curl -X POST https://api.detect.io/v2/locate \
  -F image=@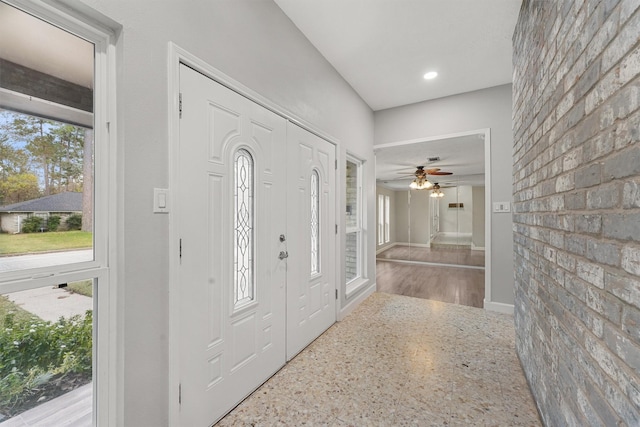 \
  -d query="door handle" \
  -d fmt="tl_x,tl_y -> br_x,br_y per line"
278,251 -> 289,260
